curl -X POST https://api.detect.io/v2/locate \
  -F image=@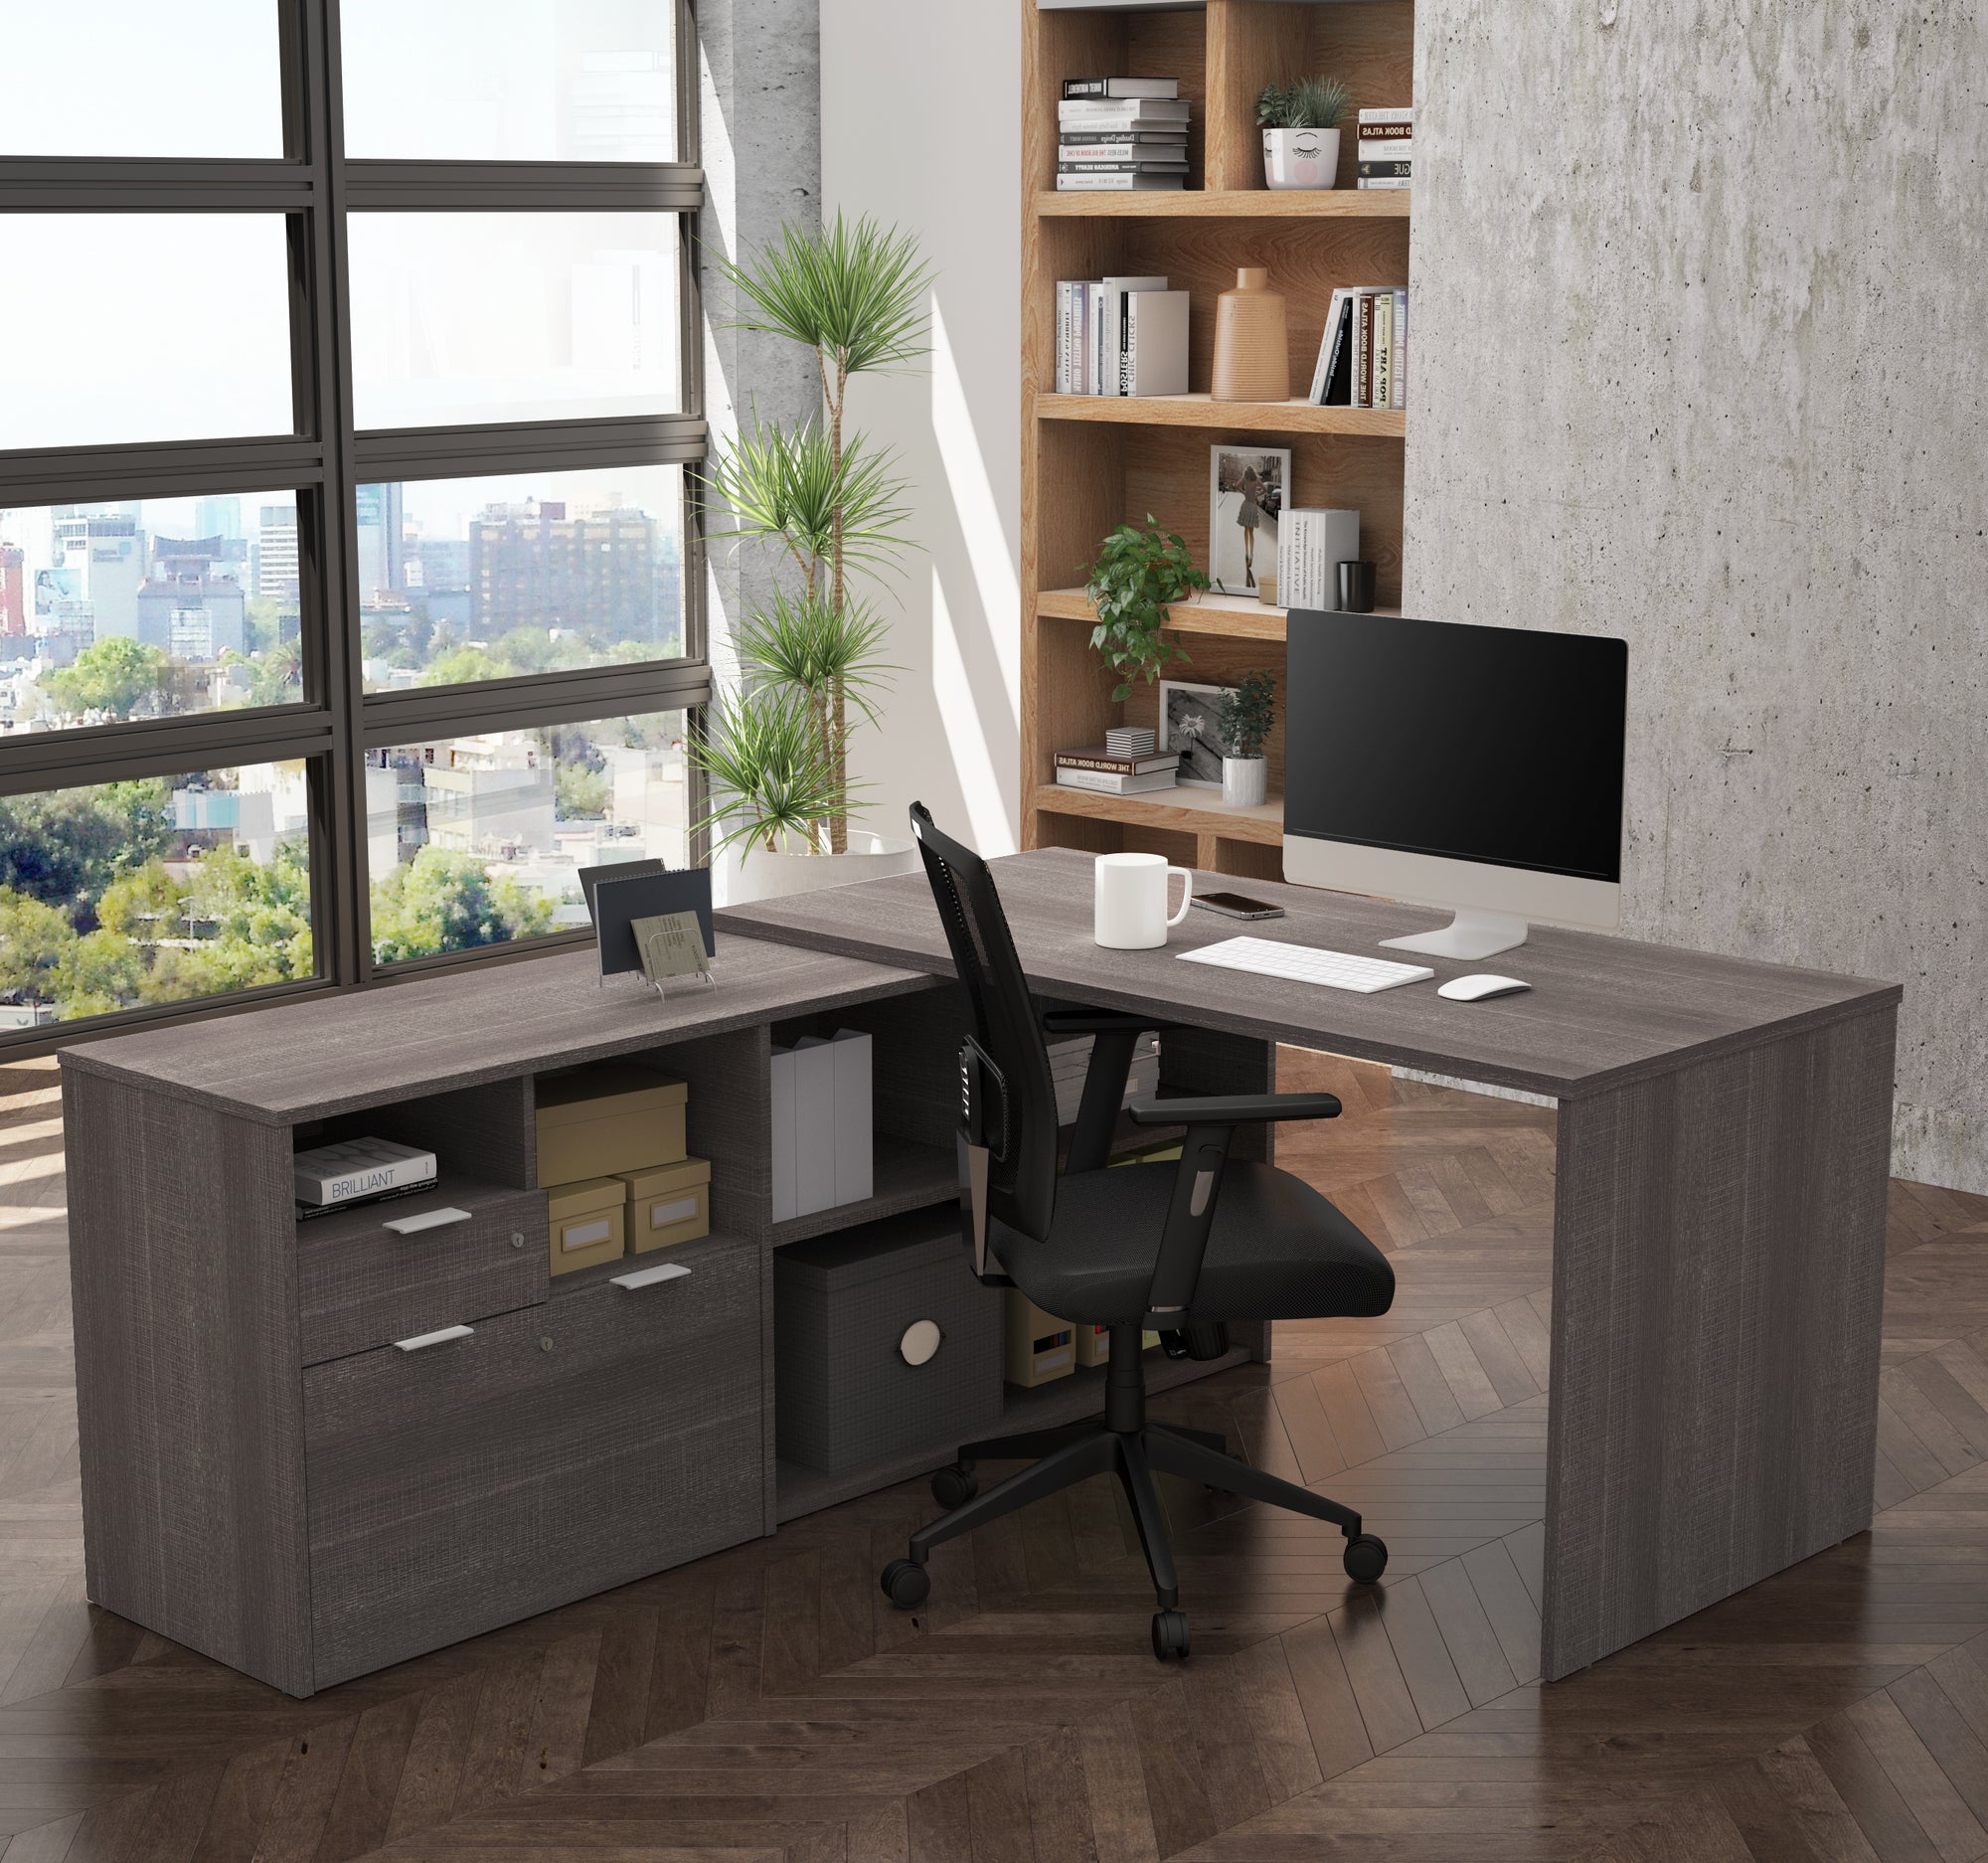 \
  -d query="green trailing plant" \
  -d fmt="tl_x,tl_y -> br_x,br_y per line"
1215,668 -> 1277,760
1256,76 -> 1351,130
695,213 -> 932,857
1081,515 -> 1209,703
